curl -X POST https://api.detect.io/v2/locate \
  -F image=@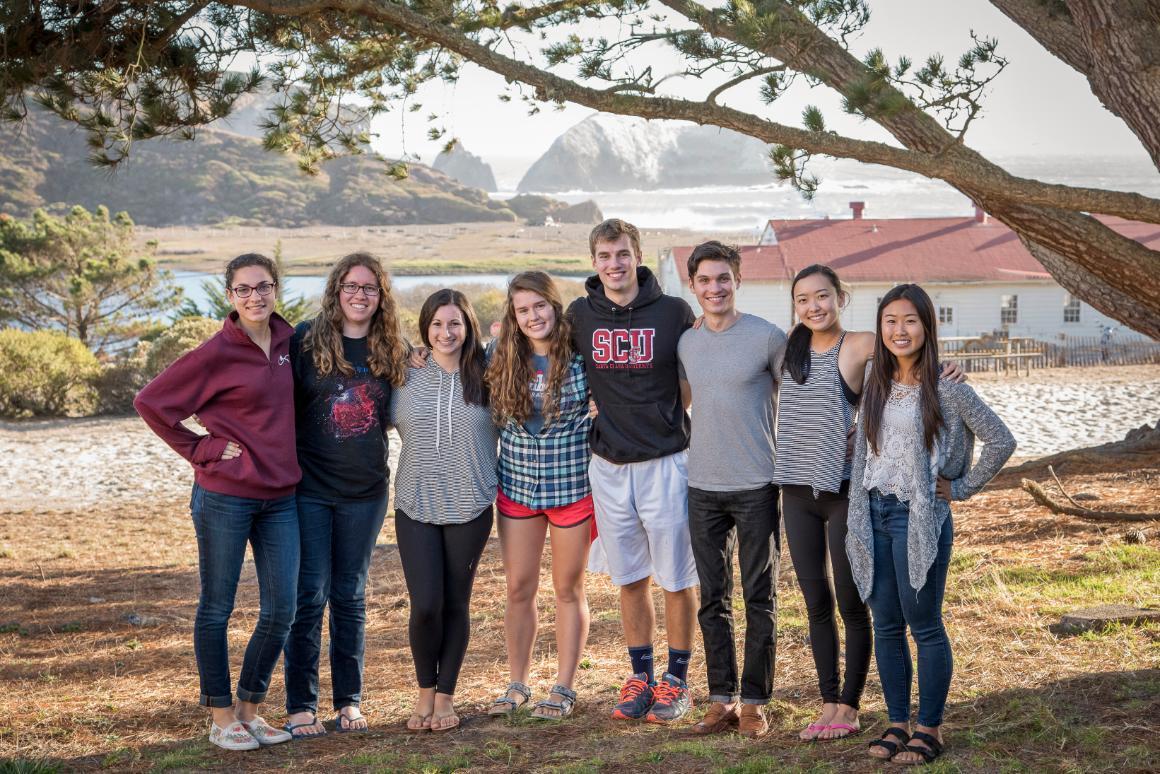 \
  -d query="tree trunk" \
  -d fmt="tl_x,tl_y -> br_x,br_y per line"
992,0 -> 1160,171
